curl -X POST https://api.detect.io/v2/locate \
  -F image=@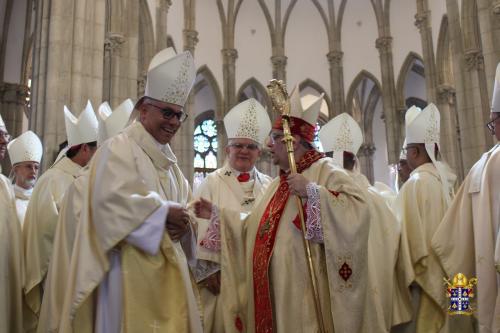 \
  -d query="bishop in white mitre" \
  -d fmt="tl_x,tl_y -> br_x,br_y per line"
7,130 -> 43,228
194,97 -> 272,332
0,112 -> 24,333
59,47 -> 203,333
319,113 -> 400,332
23,101 -> 99,332
36,99 -> 134,333
432,63 -> 500,333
